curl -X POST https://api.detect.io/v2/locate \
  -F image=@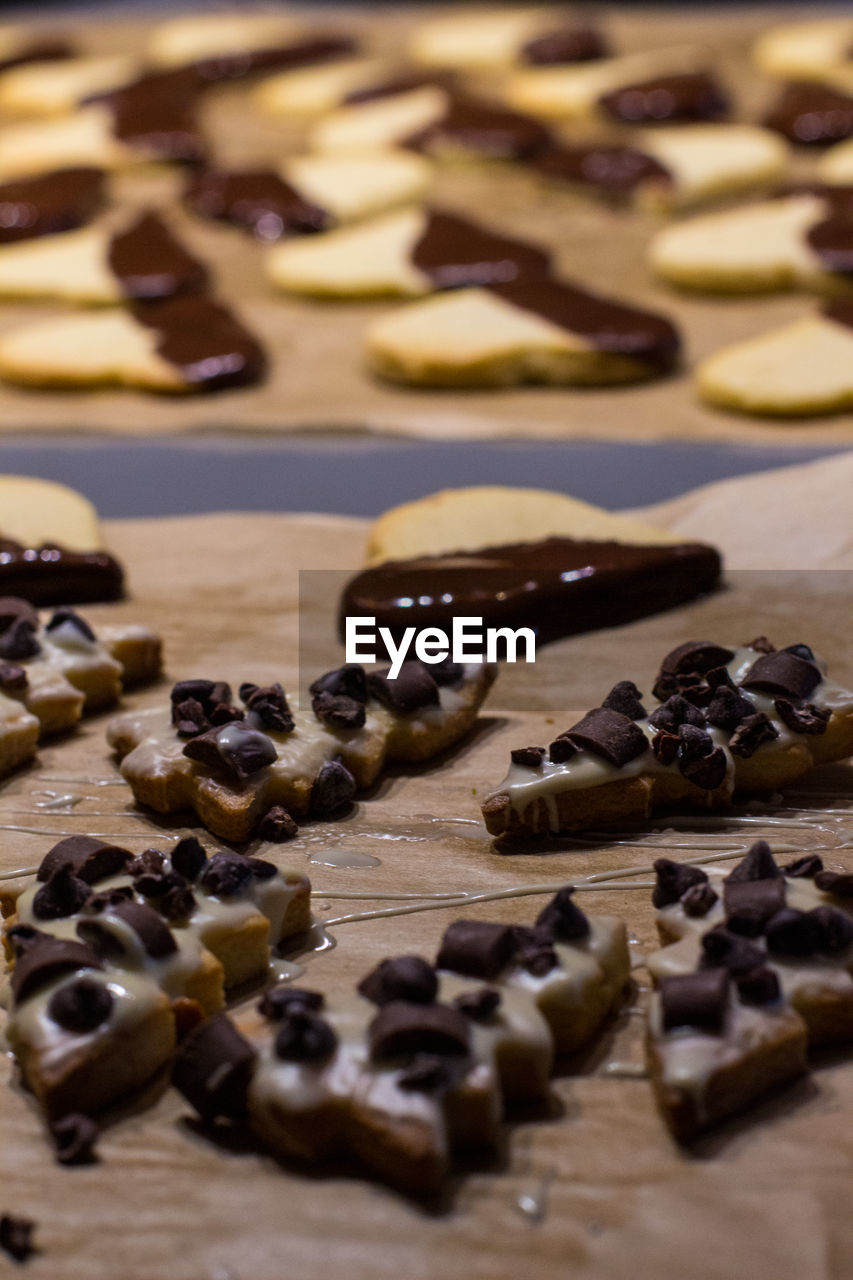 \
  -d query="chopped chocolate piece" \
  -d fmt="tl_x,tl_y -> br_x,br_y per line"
398,1052 -> 458,1094
566,706 -> 648,766
45,607 -> 95,642
601,680 -> 646,719
0,1215 -> 35,1263
158,883 -> 197,921
765,908 -> 824,957
521,25 -> 608,66
199,851 -> 253,897
706,685 -> 755,732
749,636 -> 775,654
274,1009 -> 338,1063
128,848 -> 167,878
548,734 -> 576,763
681,882 -> 719,917
0,617 -> 39,660
247,856 -> 277,880
0,661 -> 26,693
436,919 -> 519,980
659,968 -> 729,1034
173,1014 -> 257,1120
453,986 -> 501,1022
706,665 -> 736,691
32,864 -> 91,920
784,853 -> 824,879
535,886 -> 590,941
310,759 -> 356,816
659,641 -> 735,678
171,678 -> 216,708
651,858 -> 709,909
741,650 -> 821,701
309,664 -> 368,703
50,1113 -> 98,1166
241,682 -> 294,733
10,934 -> 102,1002
652,729 -> 680,765
134,866 -> 184,898
429,657 -> 464,687
774,698 -> 831,735
37,835 -> 131,885
736,965 -> 781,1006
183,723 -> 276,780
677,723 -> 714,757
85,886 -> 134,915
725,840 -> 782,884
368,1000 -> 470,1061
700,927 -> 765,975
649,694 -> 706,732
173,698 -> 210,737
815,870 -> 853,896
47,976 -> 113,1032
358,955 -> 438,1006
723,877 -> 787,936
258,986 -> 324,1020
171,835 -> 208,881
652,670 -> 713,706
728,712 -> 780,759
257,805 -> 298,842
677,725 -> 727,790
78,900 -> 177,960
368,662 -> 440,714
511,745 -> 545,768
0,597 -> 38,632
810,904 -> 853,953
311,689 -> 366,731
514,927 -> 559,977
784,643 -> 816,662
